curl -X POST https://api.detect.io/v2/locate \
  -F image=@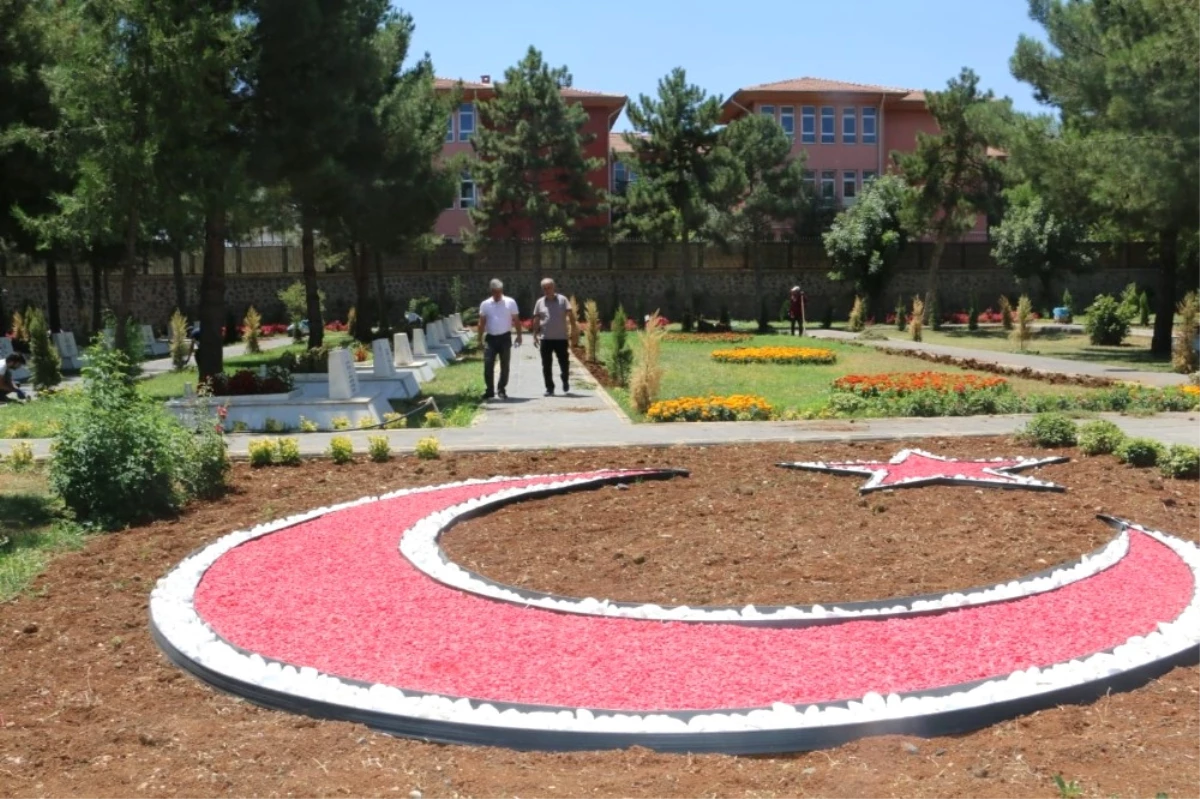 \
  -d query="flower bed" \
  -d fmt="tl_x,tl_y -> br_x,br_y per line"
662,332 -> 751,344
833,371 -> 1009,397
646,394 -> 774,422
711,346 -> 837,365
202,367 -> 294,396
